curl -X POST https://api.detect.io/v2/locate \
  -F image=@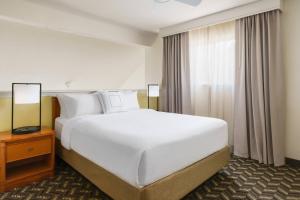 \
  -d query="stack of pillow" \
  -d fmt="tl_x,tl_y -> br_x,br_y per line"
57,90 -> 140,118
